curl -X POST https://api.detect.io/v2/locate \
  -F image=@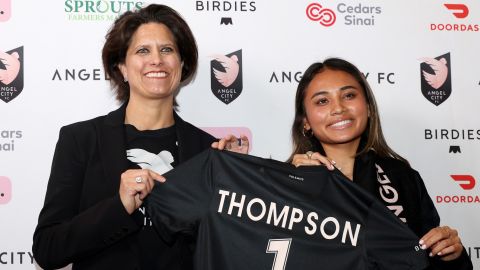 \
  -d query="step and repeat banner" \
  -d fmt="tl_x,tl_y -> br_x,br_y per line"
0,0 -> 479,269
